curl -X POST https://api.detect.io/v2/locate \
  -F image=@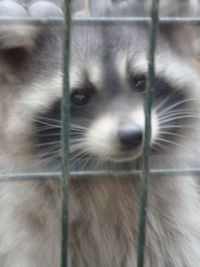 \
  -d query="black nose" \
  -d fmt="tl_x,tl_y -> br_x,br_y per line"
118,123 -> 143,148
